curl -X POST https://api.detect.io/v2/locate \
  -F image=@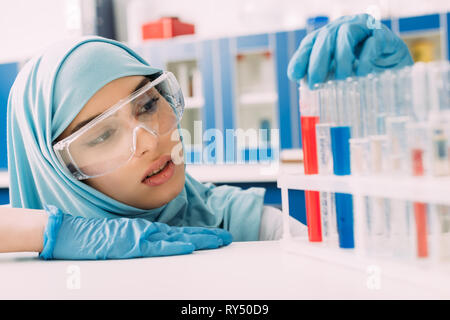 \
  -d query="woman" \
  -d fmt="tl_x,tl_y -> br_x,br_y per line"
2,35 -> 304,260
